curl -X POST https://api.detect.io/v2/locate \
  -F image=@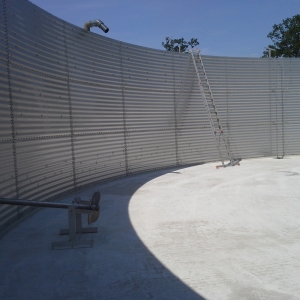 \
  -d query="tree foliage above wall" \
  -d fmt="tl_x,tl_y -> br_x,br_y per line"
162,37 -> 199,52
263,14 -> 300,57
